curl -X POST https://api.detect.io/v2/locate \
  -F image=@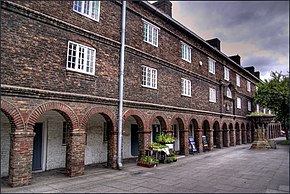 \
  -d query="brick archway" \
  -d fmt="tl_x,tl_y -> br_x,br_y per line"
1,99 -> 25,132
27,101 -> 78,131
80,106 -> 117,169
123,109 -> 148,159
123,109 -> 147,131
171,114 -> 187,155
213,121 -> 221,148
149,112 -> 169,131
81,106 -> 116,131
